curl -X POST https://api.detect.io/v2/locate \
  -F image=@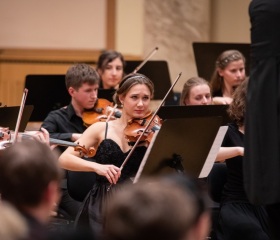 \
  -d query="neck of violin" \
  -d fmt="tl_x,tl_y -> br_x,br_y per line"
49,138 -> 77,147
17,133 -> 78,147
